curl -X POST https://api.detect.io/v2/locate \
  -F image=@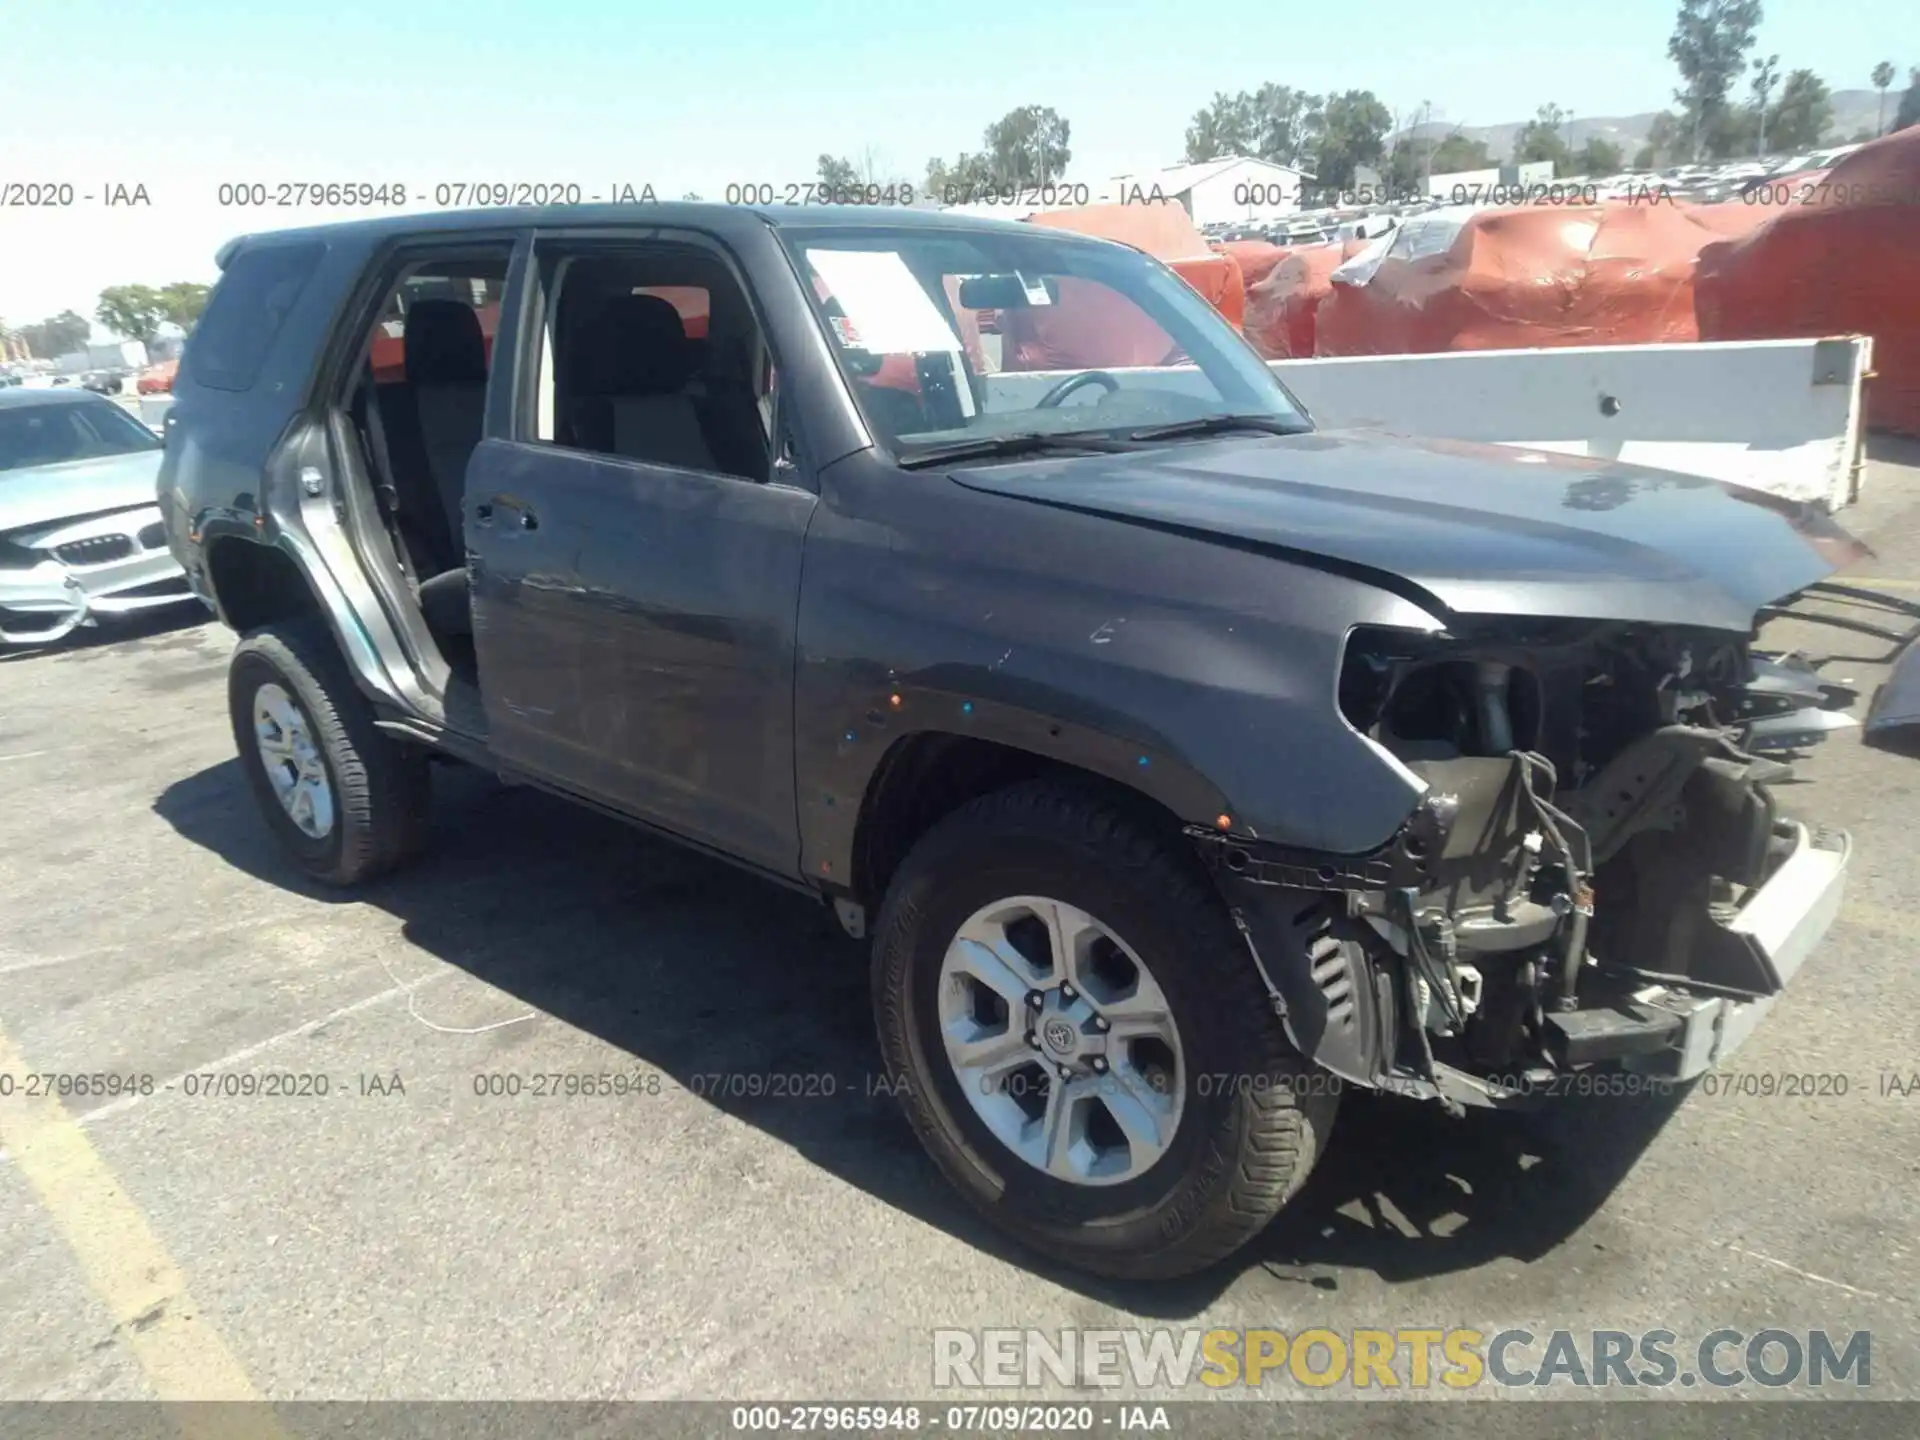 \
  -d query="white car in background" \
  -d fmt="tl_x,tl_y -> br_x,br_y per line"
0,388 -> 203,645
